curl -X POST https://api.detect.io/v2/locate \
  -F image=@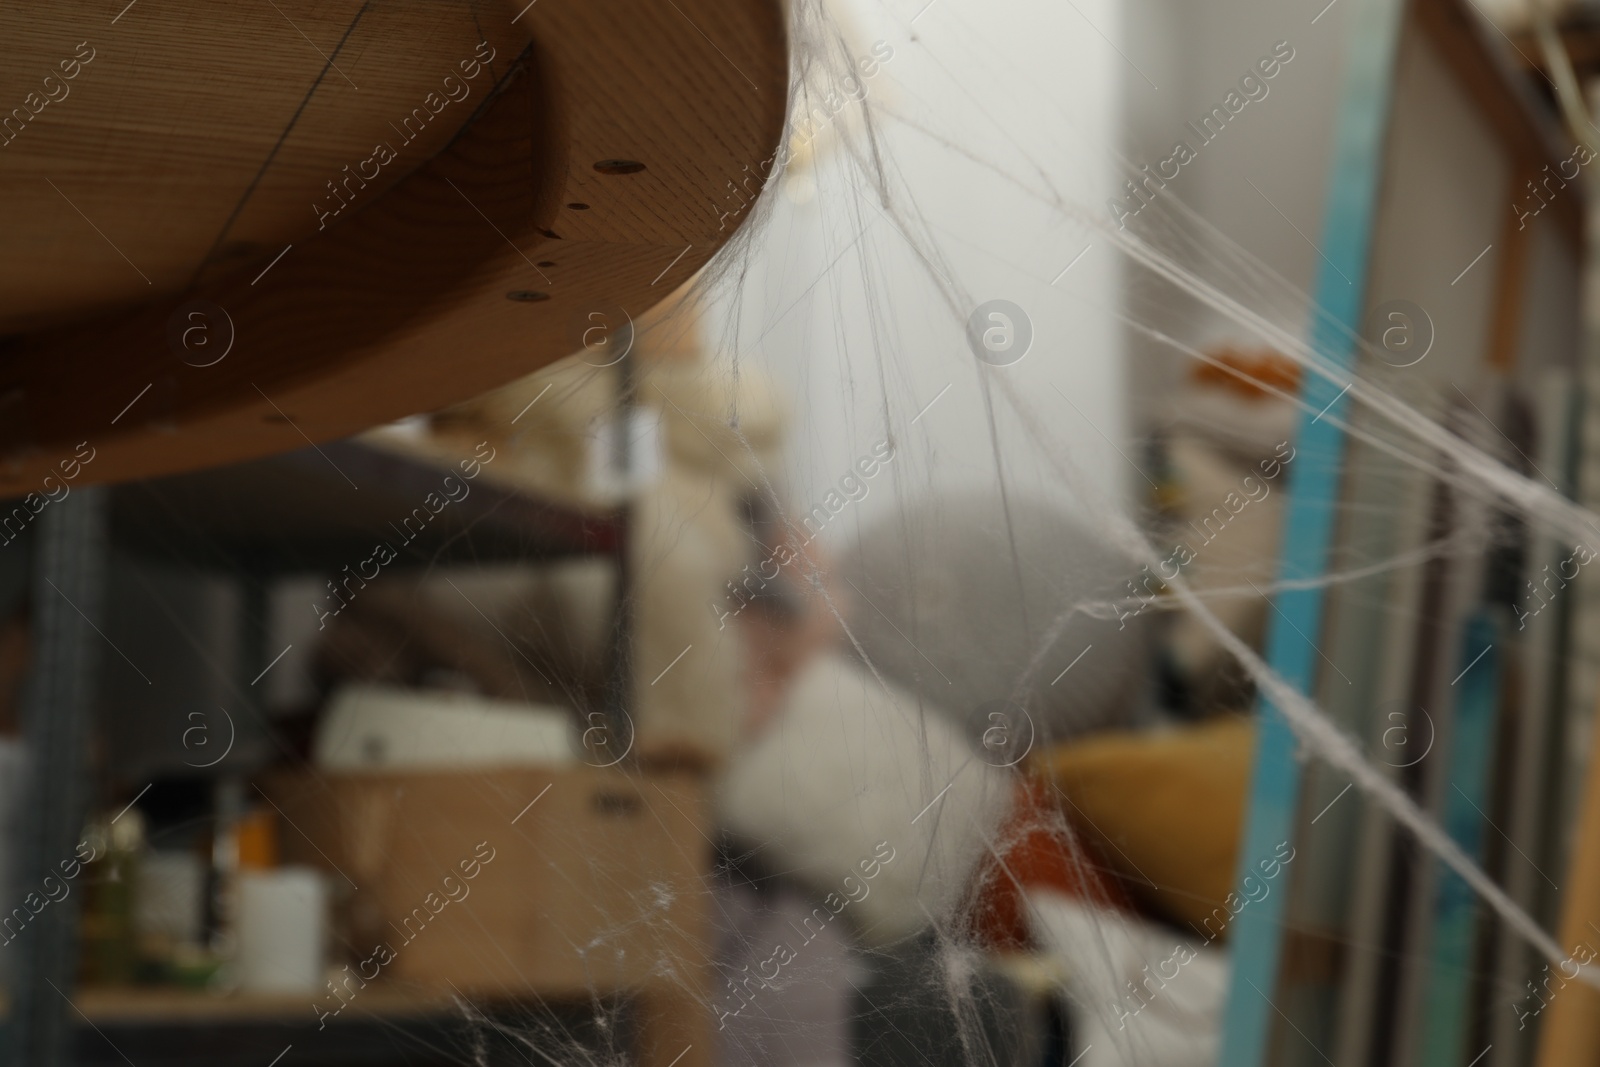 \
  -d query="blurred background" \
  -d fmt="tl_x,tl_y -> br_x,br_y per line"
3,0 -> 1600,1064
